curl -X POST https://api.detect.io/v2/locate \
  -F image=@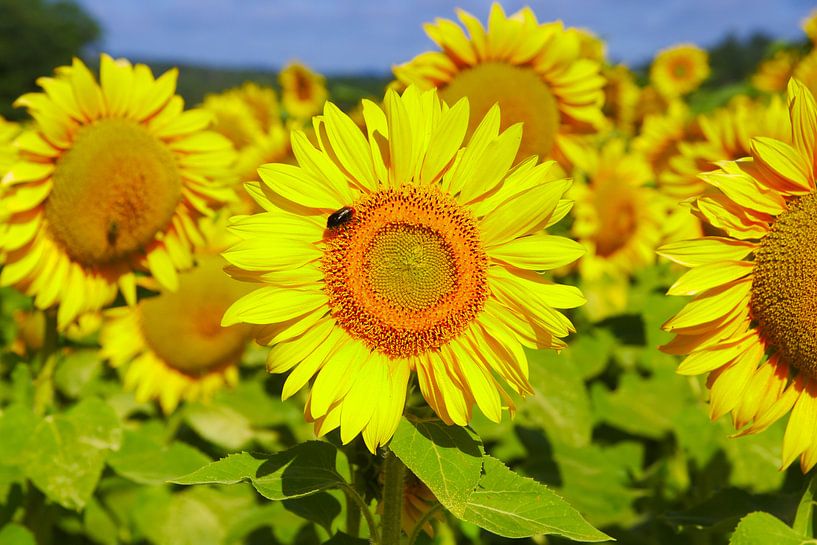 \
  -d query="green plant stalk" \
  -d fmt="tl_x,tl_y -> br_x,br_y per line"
406,502 -> 443,545
794,473 -> 817,537
32,311 -> 59,416
380,449 -> 407,545
340,483 -> 379,543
